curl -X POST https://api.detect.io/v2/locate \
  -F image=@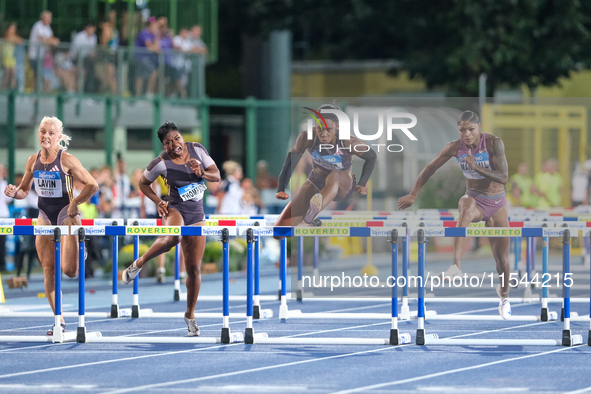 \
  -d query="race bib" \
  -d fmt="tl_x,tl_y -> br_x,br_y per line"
458,152 -> 491,180
178,181 -> 207,202
33,171 -> 63,198
311,151 -> 343,170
